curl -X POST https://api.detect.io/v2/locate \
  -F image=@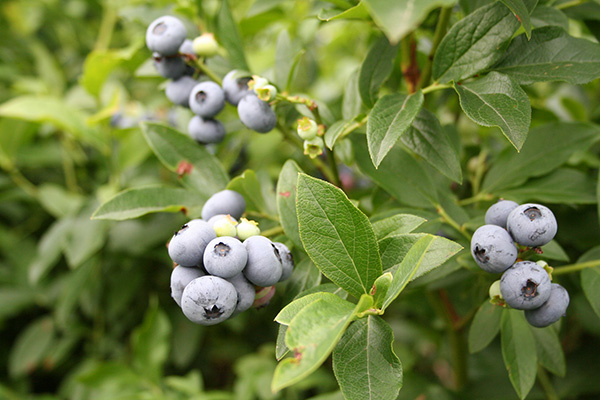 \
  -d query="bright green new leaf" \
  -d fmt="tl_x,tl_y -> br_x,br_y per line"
318,2 -> 369,21
276,160 -> 305,249
454,72 -> 531,151
296,174 -> 382,298
468,300 -> 503,353
358,36 -> 398,108
501,309 -> 537,400
333,316 -> 402,400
